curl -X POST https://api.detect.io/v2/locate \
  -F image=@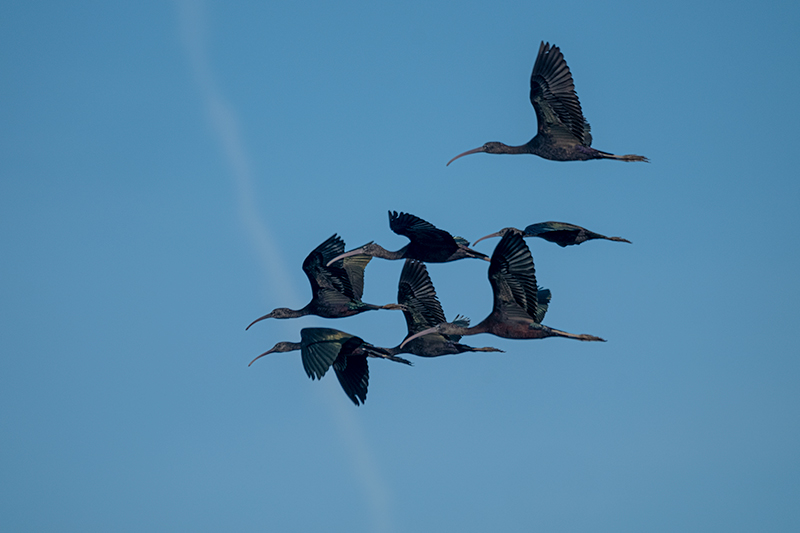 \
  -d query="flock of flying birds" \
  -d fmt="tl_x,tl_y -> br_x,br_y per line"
247,42 -> 647,405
